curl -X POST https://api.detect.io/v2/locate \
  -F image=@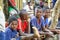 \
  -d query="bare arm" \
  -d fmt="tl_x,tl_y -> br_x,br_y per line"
19,30 -> 25,36
27,21 -> 30,34
42,26 -> 50,32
